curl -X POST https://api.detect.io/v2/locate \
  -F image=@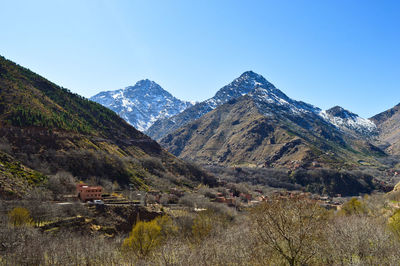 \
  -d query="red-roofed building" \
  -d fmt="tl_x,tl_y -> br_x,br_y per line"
76,183 -> 103,202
